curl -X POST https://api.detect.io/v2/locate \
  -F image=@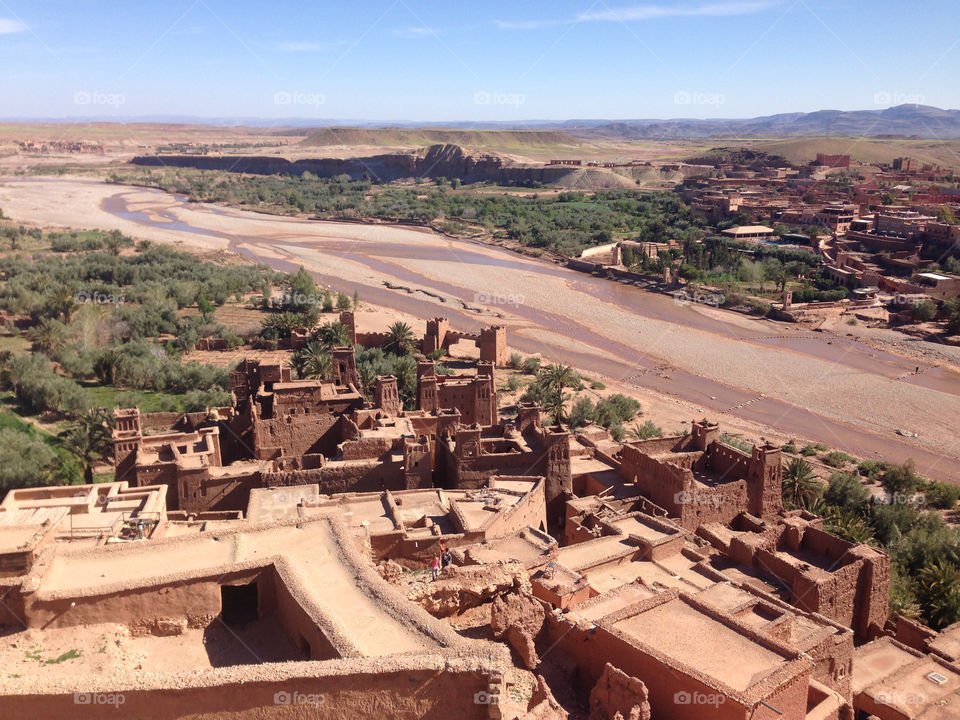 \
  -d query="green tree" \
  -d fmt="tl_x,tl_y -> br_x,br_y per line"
58,407 -> 114,484
824,472 -> 870,515
917,561 -> 960,630
882,460 -> 924,498
29,318 -> 68,356
628,420 -> 663,440
104,229 -> 133,256
913,300 -> 937,323
383,321 -> 415,356
539,364 -> 579,396
0,428 -> 60,494
543,388 -> 571,425
293,341 -> 333,381
313,321 -> 352,347
197,297 -> 215,321
288,266 -> 317,313
567,397 -> 595,429
782,458 -> 820,508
